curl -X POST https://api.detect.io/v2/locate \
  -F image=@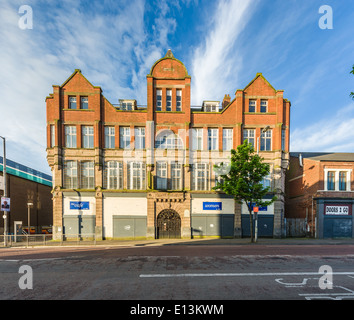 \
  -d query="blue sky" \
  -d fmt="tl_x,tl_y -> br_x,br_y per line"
0,0 -> 354,175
